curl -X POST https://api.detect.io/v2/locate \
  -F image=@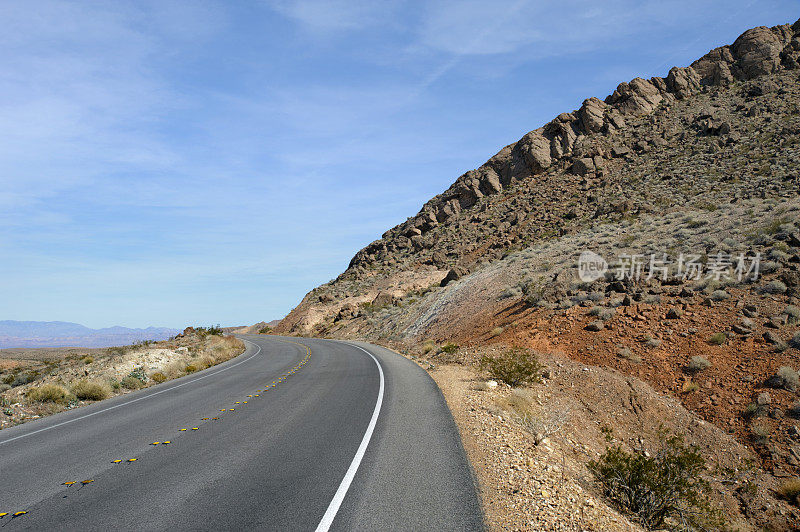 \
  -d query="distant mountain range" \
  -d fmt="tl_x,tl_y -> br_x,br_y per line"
0,320 -> 180,348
